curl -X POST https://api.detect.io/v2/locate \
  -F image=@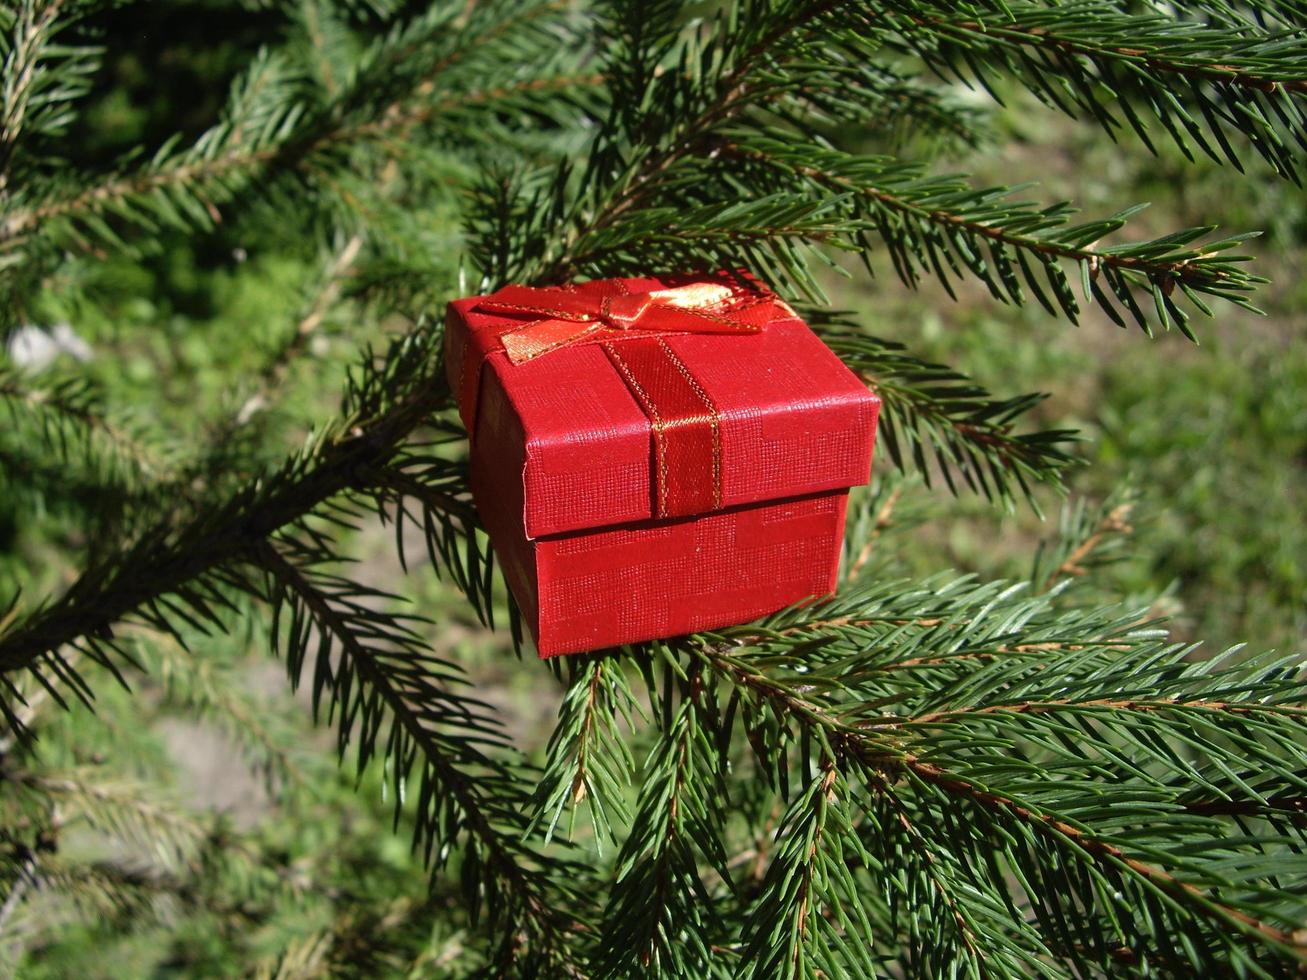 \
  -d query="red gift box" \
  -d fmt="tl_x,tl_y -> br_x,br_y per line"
445,272 -> 880,657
